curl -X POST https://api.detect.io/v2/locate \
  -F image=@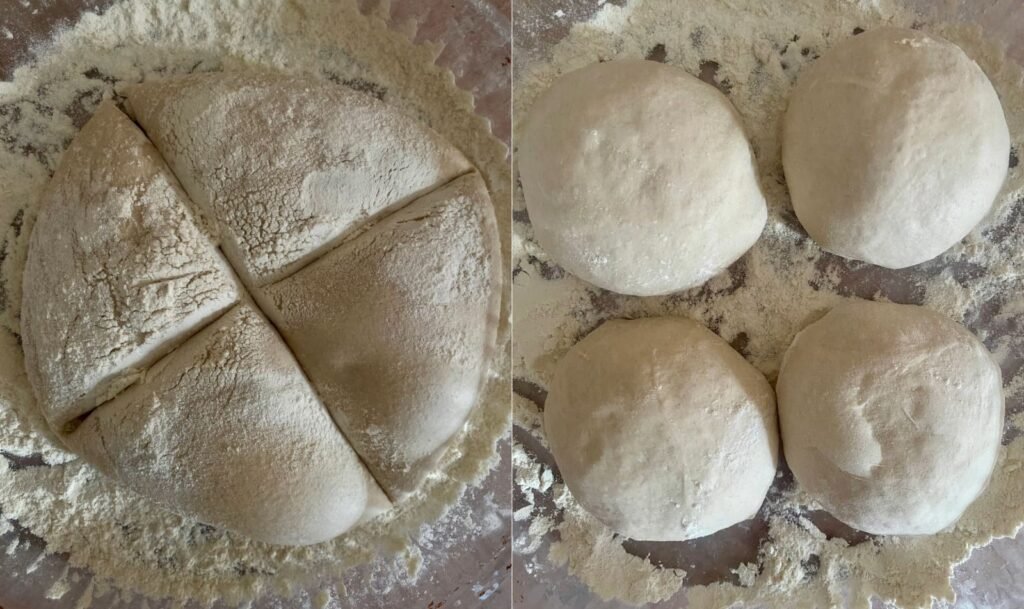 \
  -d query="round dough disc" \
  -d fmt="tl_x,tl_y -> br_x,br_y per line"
519,59 -> 767,296
782,27 -> 1010,269
776,300 -> 1004,535
22,74 -> 501,545
544,317 -> 779,541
